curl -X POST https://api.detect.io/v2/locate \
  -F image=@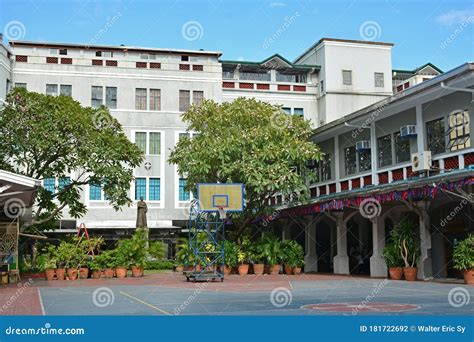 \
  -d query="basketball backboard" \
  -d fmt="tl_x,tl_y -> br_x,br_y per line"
197,183 -> 244,212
